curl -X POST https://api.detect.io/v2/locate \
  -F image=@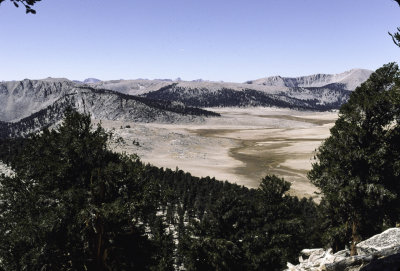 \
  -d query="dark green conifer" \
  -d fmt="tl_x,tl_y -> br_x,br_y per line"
309,63 -> 400,255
